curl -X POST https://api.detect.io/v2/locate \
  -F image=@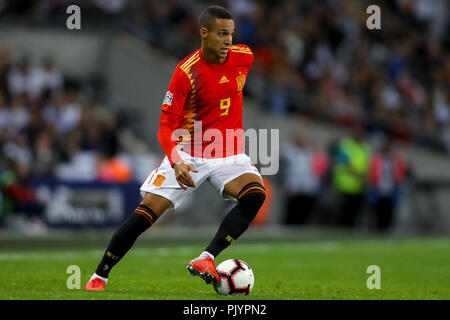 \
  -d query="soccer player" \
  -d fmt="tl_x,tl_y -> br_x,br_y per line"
85,5 -> 266,291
